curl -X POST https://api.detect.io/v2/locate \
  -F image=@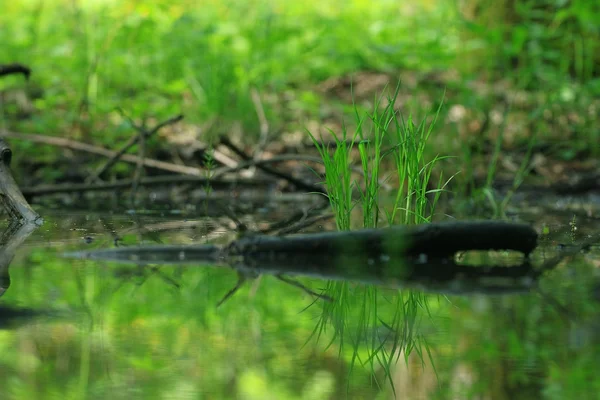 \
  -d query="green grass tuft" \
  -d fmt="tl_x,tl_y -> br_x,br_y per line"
308,84 -> 450,392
